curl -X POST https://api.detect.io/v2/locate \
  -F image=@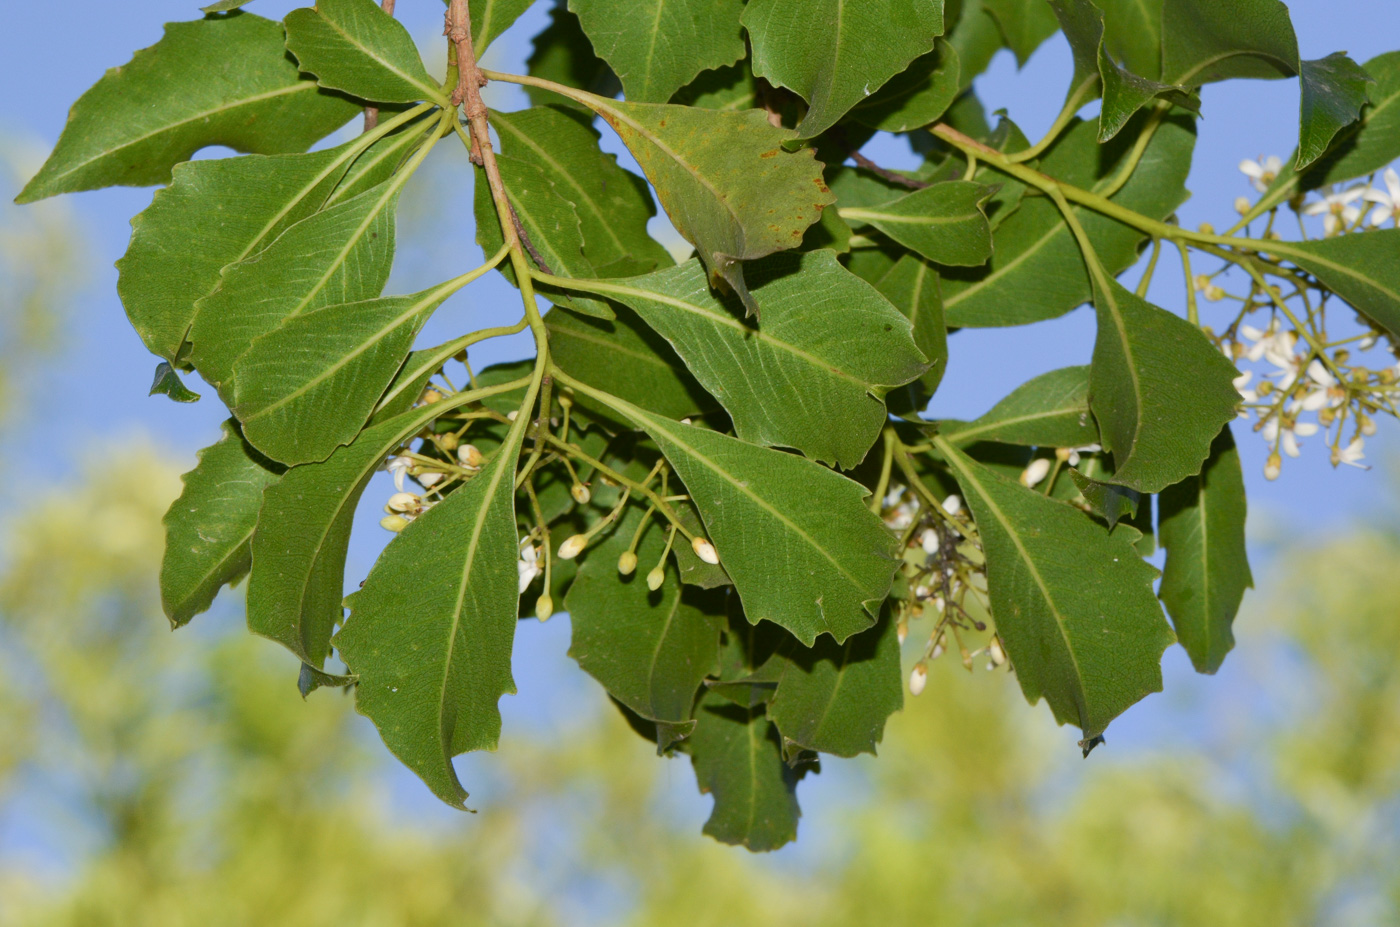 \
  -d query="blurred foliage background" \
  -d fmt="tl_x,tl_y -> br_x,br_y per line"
2,138 -> 1399,927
